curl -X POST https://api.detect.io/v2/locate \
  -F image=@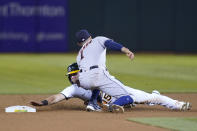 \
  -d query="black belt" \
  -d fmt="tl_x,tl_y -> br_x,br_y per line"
89,65 -> 99,70
80,65 -> 99,72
